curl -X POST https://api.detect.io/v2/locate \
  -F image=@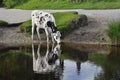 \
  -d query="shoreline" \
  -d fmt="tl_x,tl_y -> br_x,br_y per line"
0,41 -> 111,54
0,40 -> 113,47
0,9 -> 120,46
